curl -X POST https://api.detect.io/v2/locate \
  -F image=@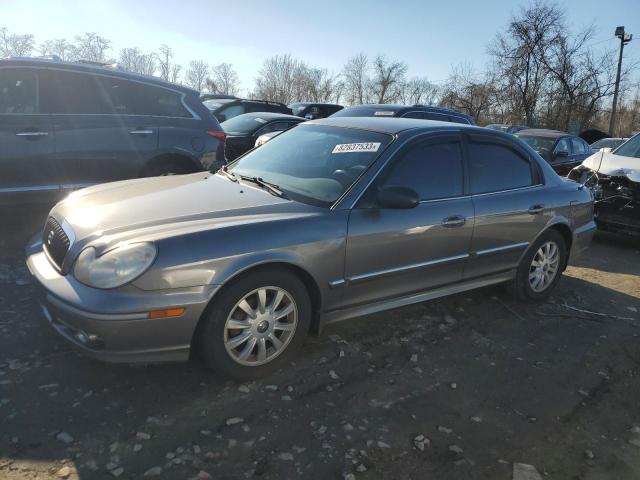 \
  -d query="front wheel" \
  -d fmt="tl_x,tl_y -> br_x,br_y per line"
507,230 -> 567,301
197,267 -> 311,380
